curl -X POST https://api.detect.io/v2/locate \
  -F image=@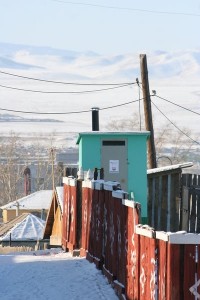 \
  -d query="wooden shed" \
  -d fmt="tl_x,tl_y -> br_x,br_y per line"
43,187 -> 63,246
77,131 -> 150,220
